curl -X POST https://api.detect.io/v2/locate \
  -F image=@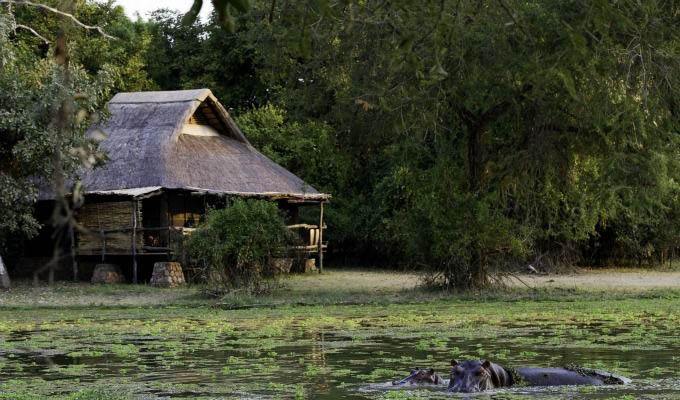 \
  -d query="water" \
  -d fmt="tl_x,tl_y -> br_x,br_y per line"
0,306 -> 679,399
